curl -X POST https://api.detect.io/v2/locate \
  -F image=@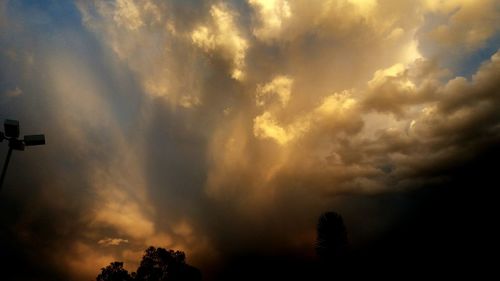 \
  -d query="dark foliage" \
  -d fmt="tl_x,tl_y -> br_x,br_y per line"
315,211 -> 349,261
135,246 -> 201,281
96,262 -> 133,281
96,247 -> 201,281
